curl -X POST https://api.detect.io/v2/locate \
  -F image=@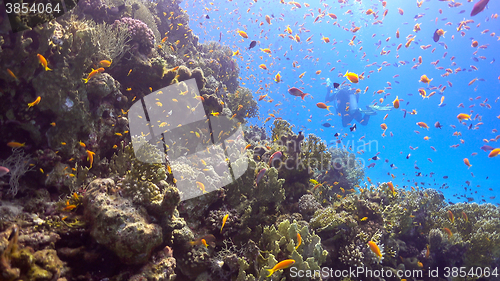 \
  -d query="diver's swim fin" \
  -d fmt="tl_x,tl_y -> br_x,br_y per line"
368,104 -> 393,112
361,106 -> 377,115
333,82 -> 340,88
